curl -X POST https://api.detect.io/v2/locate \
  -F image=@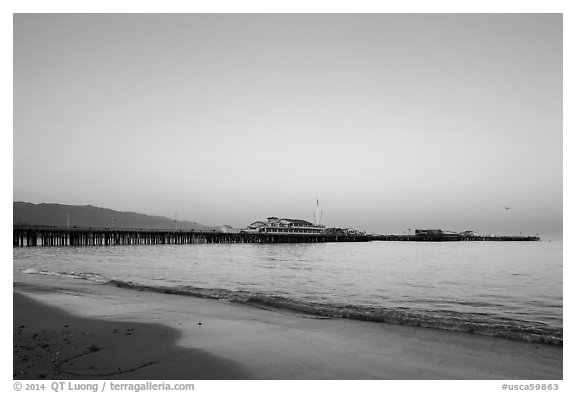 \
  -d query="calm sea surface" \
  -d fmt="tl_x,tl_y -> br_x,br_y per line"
13,241 -> 563,344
